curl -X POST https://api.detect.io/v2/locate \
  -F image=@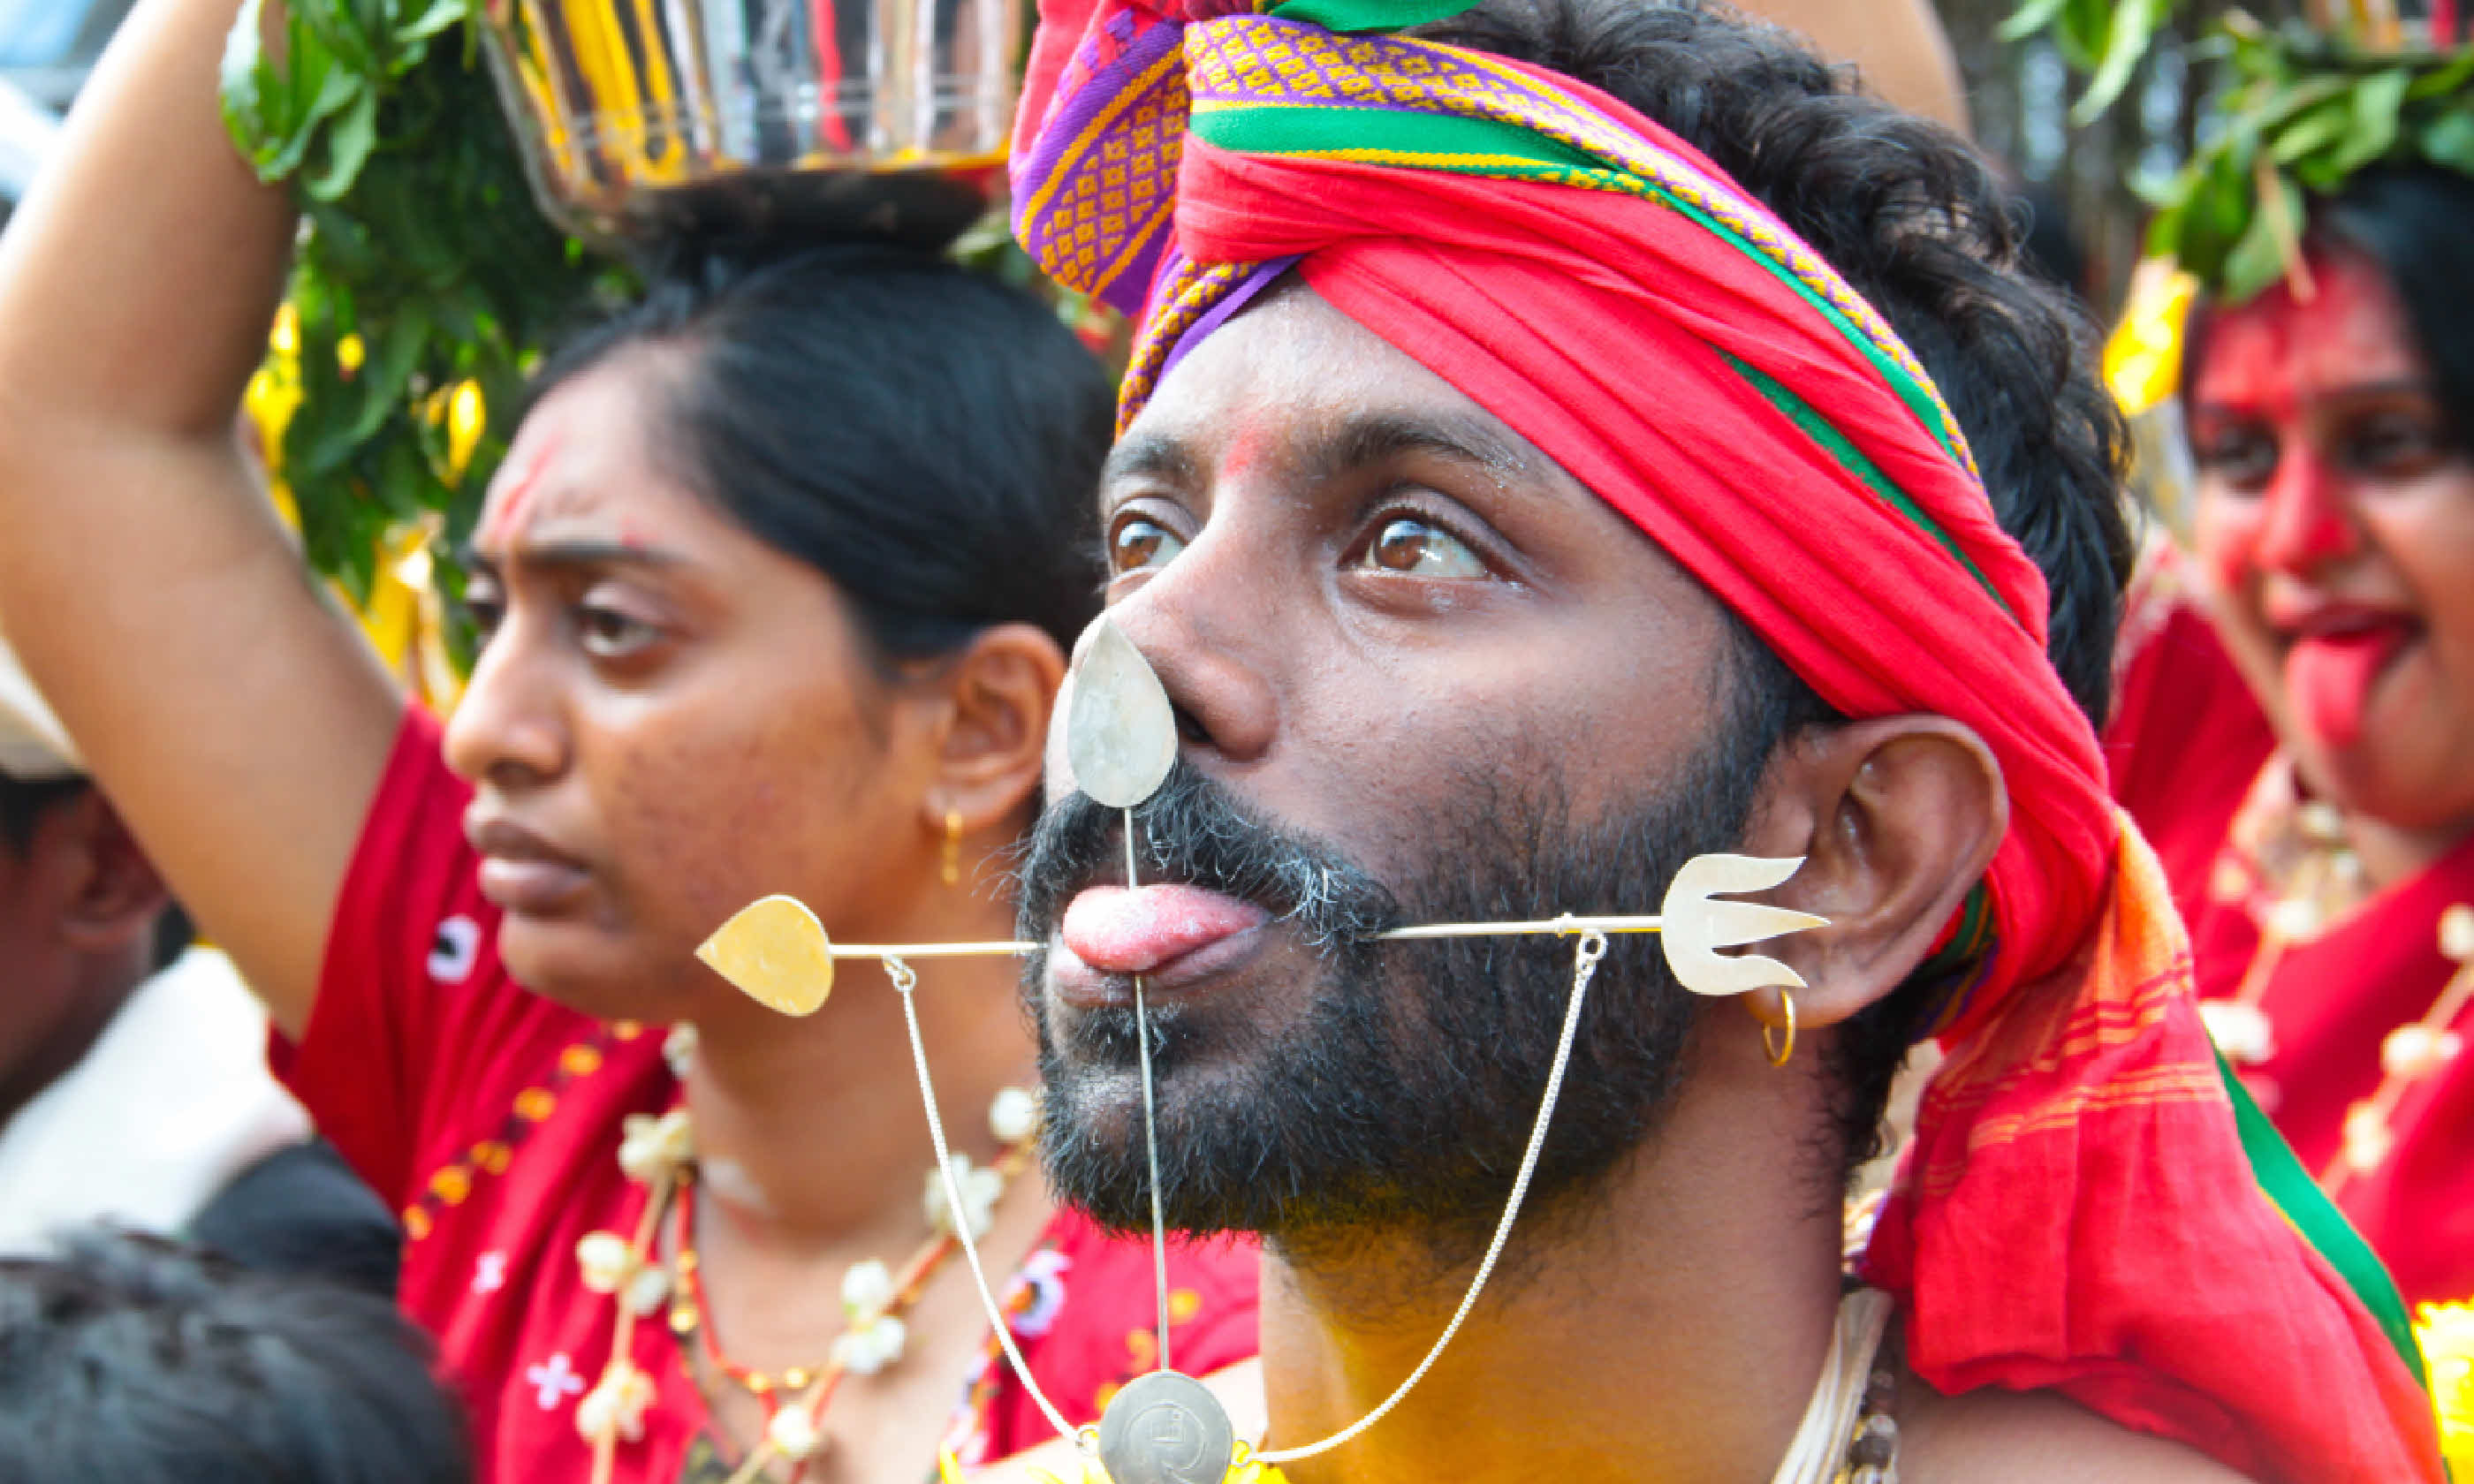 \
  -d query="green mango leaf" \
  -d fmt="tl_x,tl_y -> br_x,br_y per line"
2220,164 -> 2299,305
2192,132 -> 2256,244
300,0 -> 379,77
217,0 -> 275,144
354,309 -> 433,438
2322,69 -> 2411,177
397,0 -> 467,46
2269,95 -> 2352,163
2219,211 -> 2285,305
2293,148 -> 2349,194
2421,110 -> 2474,173
2252,74 -> 2355,131
2056,0 -> 2114,70
1998,0 -> 2072,44
304,86 -> 381,201
2408,52 -> 2474,102
2071,0 -> 2170,125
